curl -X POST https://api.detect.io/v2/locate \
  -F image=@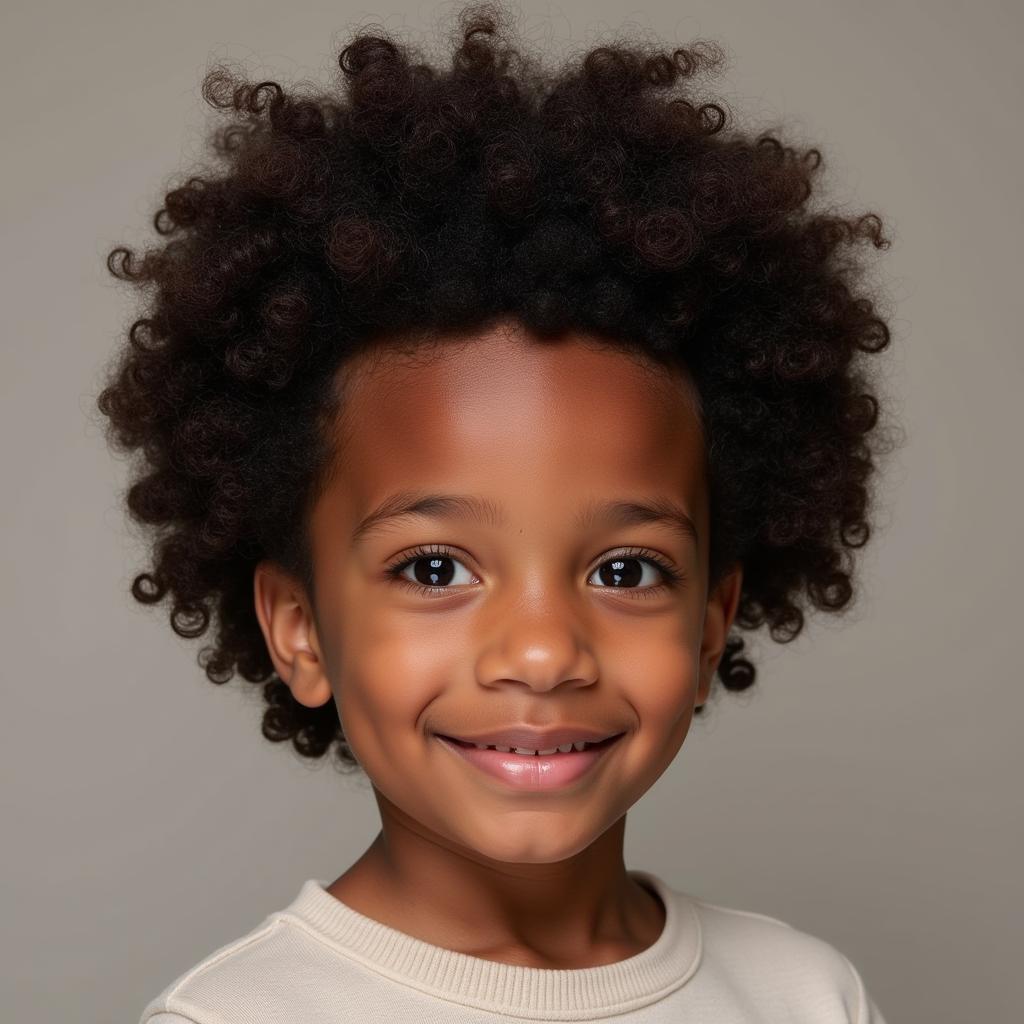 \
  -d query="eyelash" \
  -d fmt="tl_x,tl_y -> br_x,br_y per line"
383,544 -> 686,600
